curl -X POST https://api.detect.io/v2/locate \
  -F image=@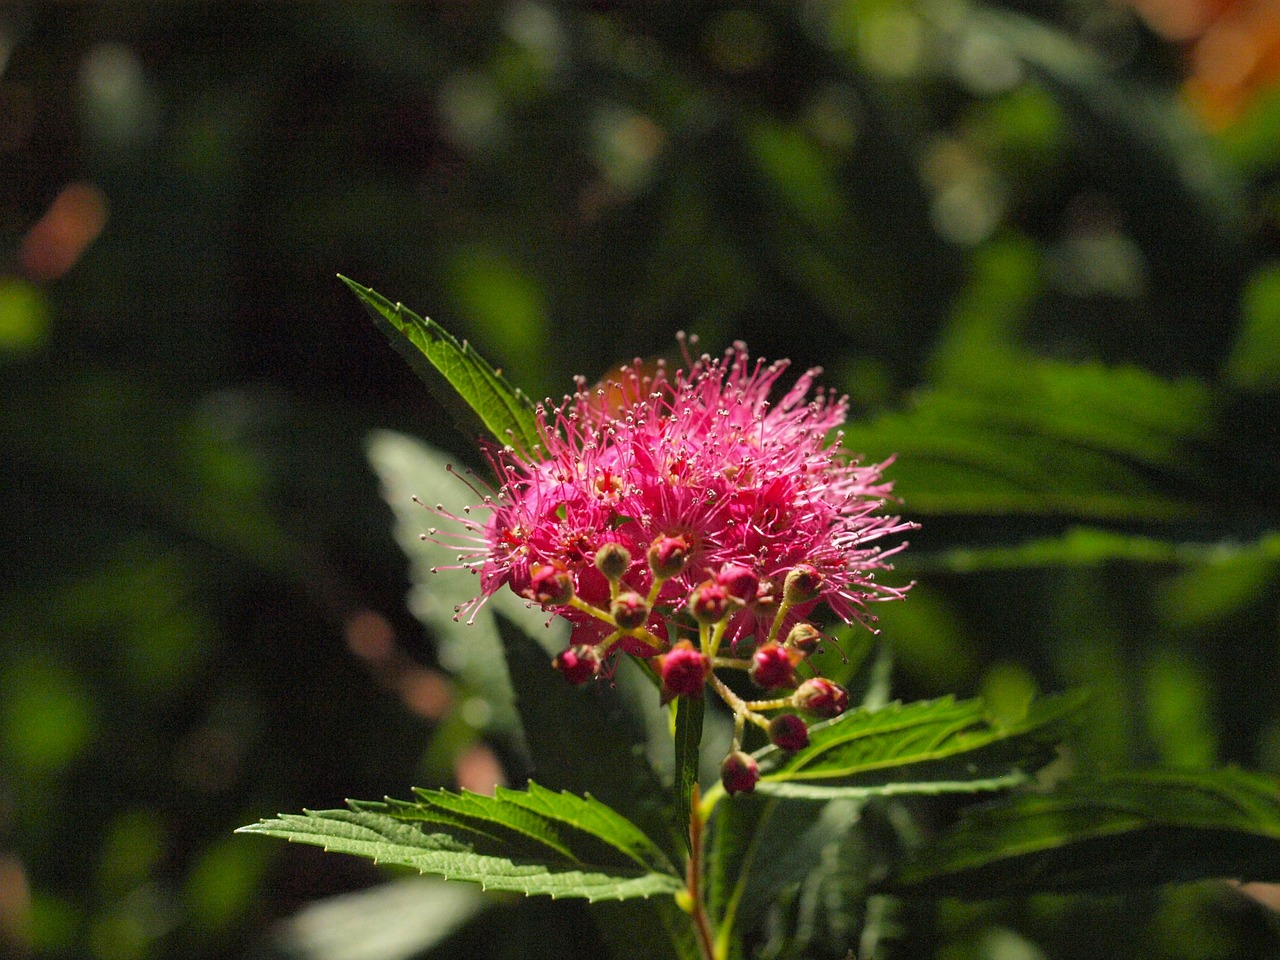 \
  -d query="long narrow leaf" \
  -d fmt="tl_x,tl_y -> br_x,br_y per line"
340,276 -> 541,452
673,695 -> 704,854
888,768 -> 1280,897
